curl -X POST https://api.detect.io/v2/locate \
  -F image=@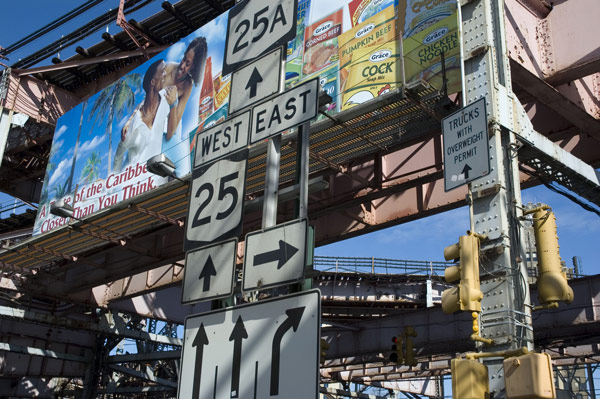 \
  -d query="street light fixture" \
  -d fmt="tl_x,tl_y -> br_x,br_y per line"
50,198 -> 75,219
146,154 -> 185,182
